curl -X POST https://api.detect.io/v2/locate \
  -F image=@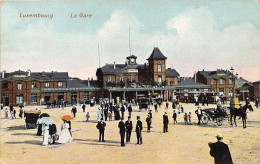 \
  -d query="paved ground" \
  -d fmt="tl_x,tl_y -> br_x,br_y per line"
0,102 -> 259,164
